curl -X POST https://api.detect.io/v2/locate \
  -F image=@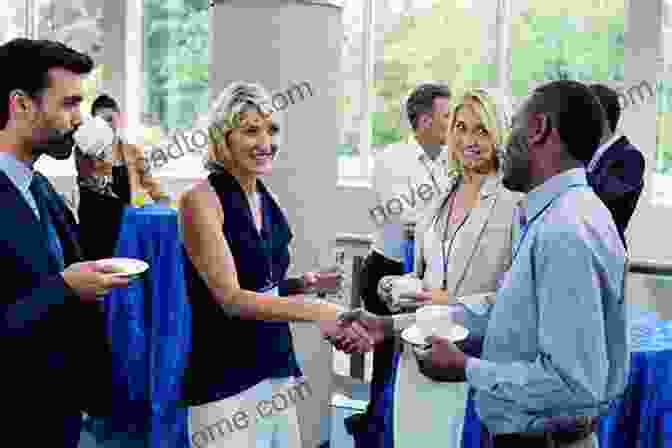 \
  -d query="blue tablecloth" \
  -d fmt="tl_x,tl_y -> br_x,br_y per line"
597,311 -> 672,448
89,205 -> 191,447
377,302 -> 672,448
